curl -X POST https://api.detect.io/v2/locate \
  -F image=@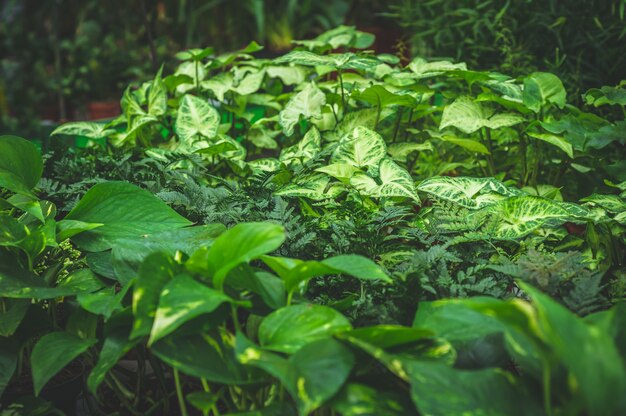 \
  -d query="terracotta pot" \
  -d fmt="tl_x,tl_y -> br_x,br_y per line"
87,100 -> 120,120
